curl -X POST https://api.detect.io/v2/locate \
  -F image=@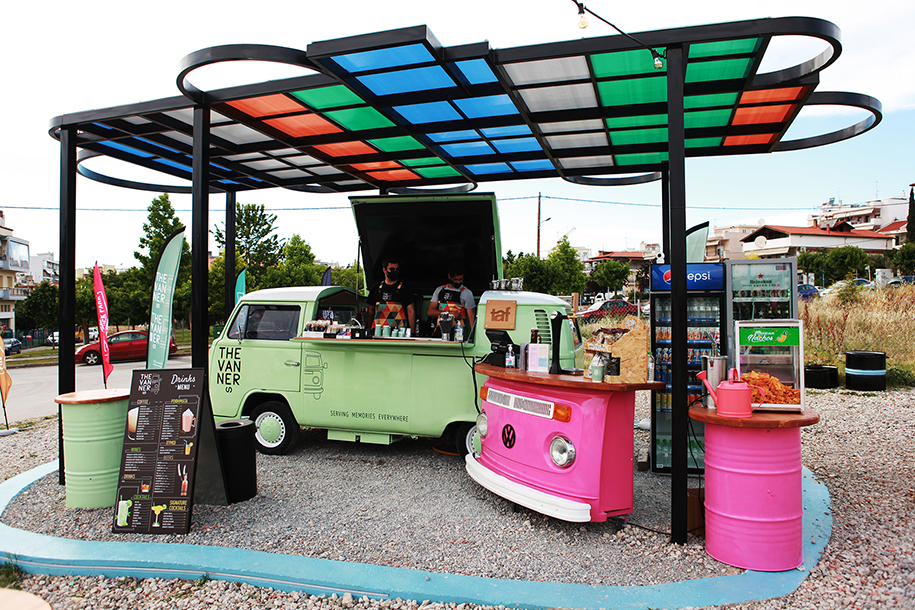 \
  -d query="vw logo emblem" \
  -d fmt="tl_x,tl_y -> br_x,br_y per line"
501,424 -> 516,449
